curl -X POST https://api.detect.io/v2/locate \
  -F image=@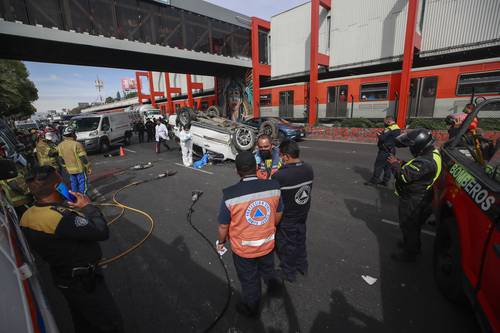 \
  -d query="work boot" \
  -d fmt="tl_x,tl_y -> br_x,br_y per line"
236,302 -> 259,318
390,250 -> 417,263
364,181 -> 378,187
276,269 -> 296,283
266,278 -> 283,298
